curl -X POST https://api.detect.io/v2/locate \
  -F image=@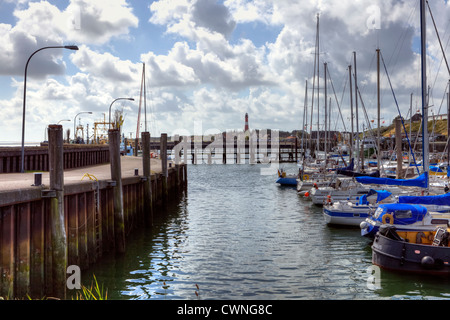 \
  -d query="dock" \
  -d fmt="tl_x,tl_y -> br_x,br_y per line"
0,127 -> 186,299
